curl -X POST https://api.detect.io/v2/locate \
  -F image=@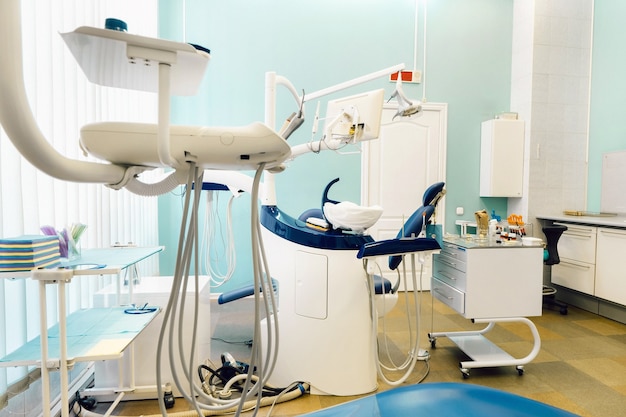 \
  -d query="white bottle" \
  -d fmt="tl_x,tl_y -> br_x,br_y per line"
488,219 -> 497,241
